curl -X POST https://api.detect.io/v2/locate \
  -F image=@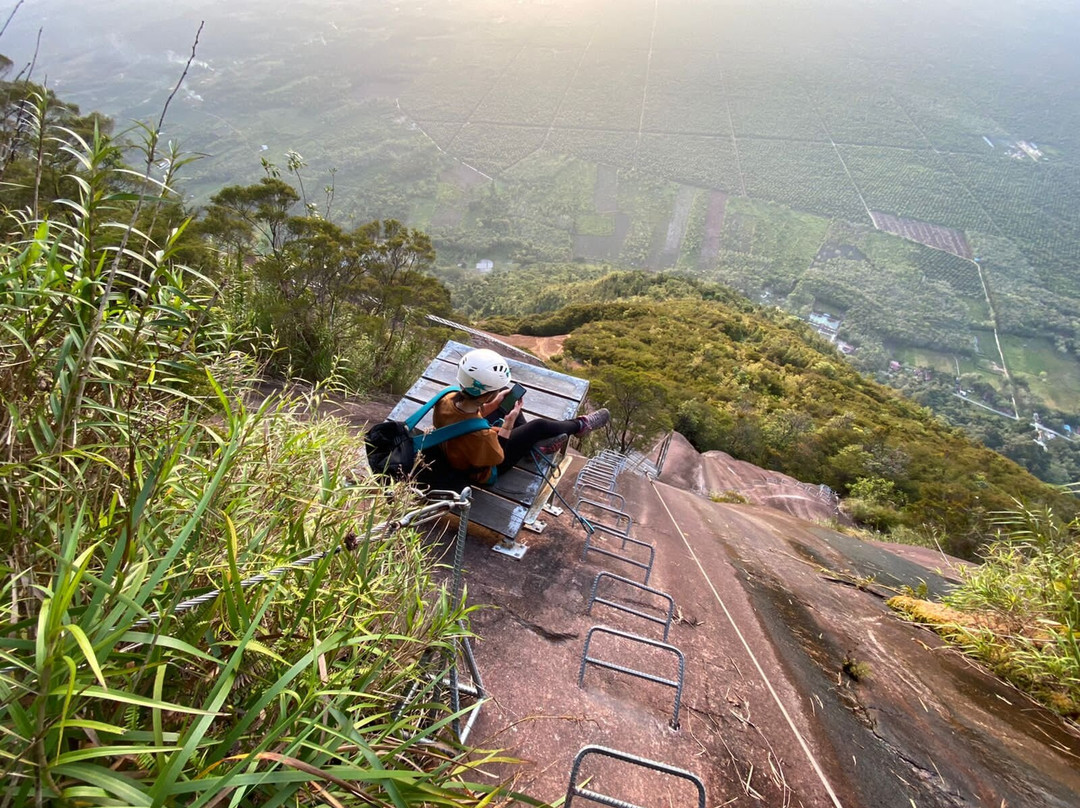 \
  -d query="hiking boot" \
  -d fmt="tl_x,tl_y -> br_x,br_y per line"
576,408 -> 610,437
536,409 -> 611,455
